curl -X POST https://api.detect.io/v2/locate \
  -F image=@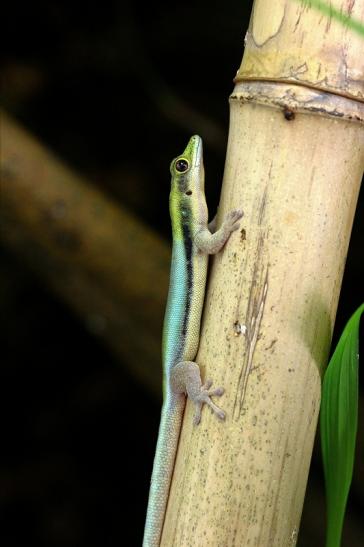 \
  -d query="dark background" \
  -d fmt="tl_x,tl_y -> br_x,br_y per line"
1,1 -> 363,546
